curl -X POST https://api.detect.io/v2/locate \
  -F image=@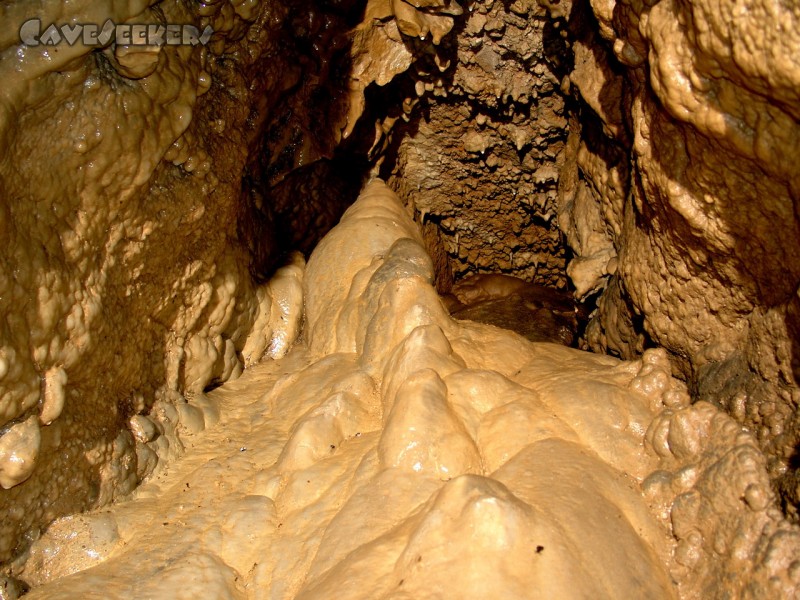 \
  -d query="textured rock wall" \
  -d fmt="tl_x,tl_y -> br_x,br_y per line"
0,0 -> 490,566
0,0 -> 348,562
544,0 -> 800,511
386,0 -> 571,287
2,0 -> 800,590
